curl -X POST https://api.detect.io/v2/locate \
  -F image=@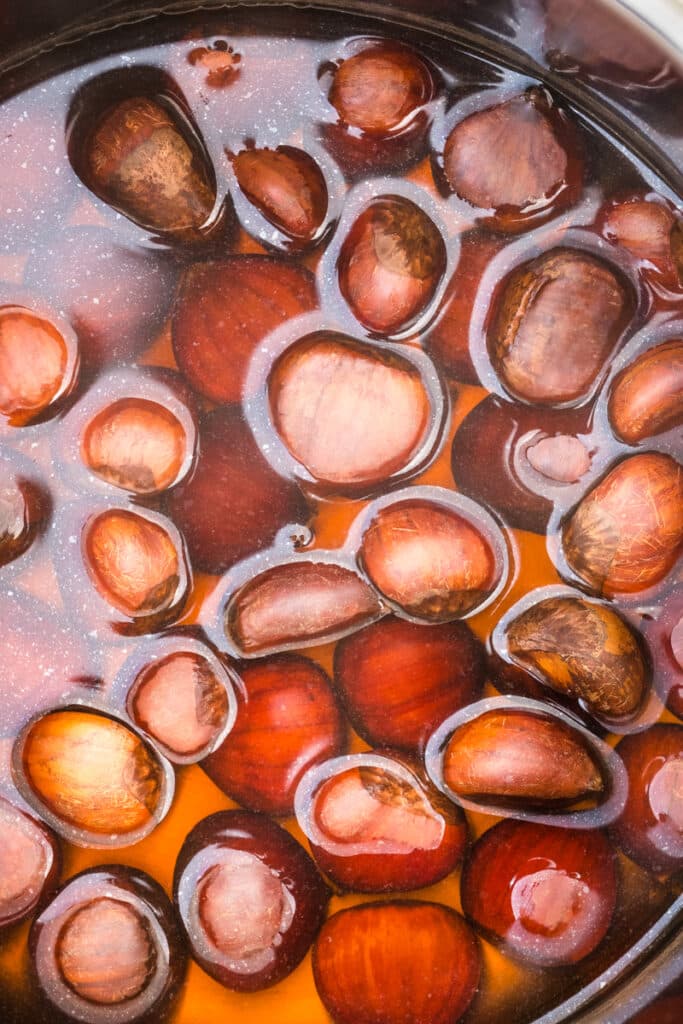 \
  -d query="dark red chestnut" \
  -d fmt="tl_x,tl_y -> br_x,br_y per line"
167,406 -> 310,574
173,810 -> 329,991
295,750 -> 467,892
607,339 -> 683,444
202,654 -> 346,815
231,146 -> 328,244
562,453 -> 683,596
443,88 -> 583,233
225,559 -> 383,656
643,586 -> 683,719
488,247 -> 634,406
313,901 -> 480,1024
461,819 -> 617,965
0,461 -> 47,568
612,724 -> 683,874
337,196 -> 446,334
0,796 -> 60,930
333,616 -> 485,751
0,305 -> 79,425
30,865 -> 186,1023
172,257 -> 318,404
600,194 -> 683,288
